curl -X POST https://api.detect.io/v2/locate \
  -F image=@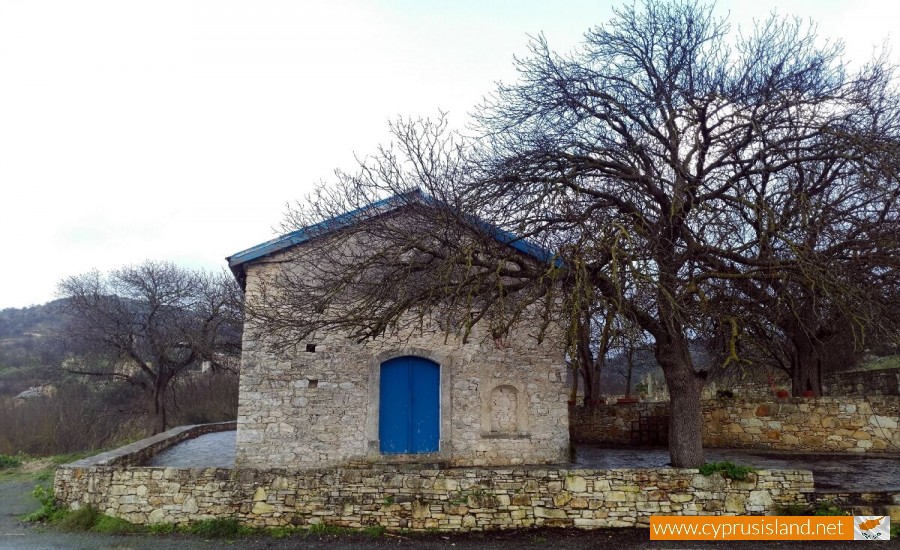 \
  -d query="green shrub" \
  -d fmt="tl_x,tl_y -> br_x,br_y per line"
34,470 -> 53,482
774,503 -> 811,516
22,485 -> 66,523
813,500 -> 851,516
187,517 -> 250,538
93,514 -> 142,535
306,522 -> 351,536
268,525 -> 301,539
363,525 -> 386,538
146,523 -> 177,535
58,506 -> 99,531
698,461 -> 756,481
0,454 -> 22,469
